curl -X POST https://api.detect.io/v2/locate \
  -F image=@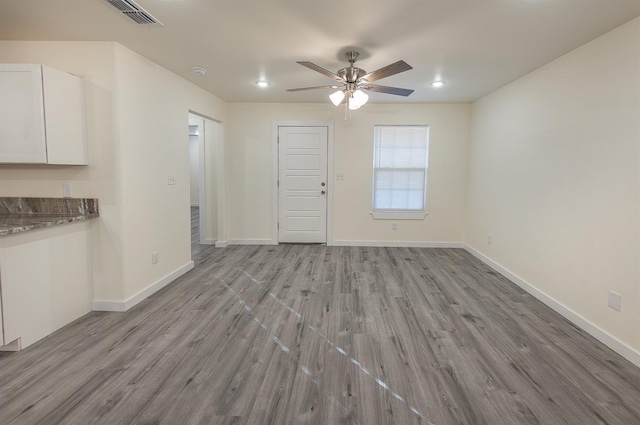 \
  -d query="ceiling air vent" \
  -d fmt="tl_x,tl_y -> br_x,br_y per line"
104,0 -> 163,26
